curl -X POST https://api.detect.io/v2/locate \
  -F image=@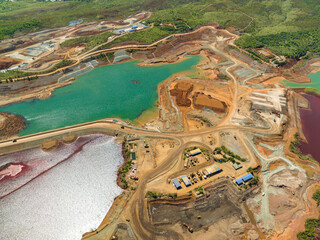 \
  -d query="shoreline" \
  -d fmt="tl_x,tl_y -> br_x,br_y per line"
0,54 -> 202,137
